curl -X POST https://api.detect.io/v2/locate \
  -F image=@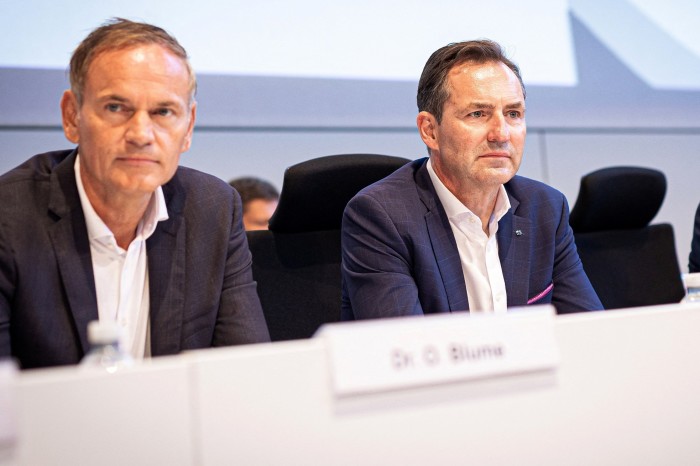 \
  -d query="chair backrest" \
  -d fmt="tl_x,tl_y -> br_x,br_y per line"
269,153 -> 412,233
570,166 -> 685,309
249,153 -> 411,340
